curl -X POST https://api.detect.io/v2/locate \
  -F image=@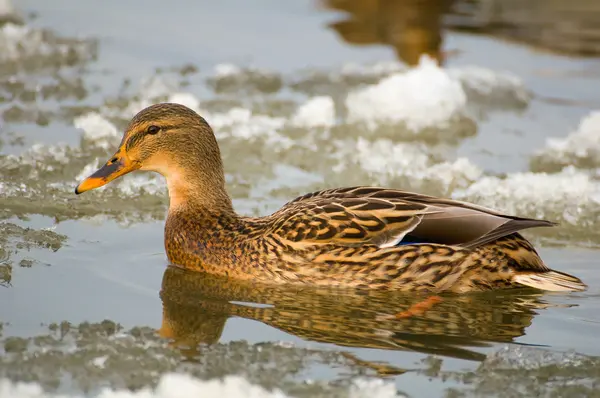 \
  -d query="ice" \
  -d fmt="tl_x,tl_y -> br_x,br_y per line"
74,113 -> 120,149
349,378 -> 400,398
91,356 -> 108,369
249,164 -> 323,199
345,56 -> 467,132
345,56 -> 530,135
0,374 -> 290,398
166,93 -> 201,114
214,63 -> 243,78
0,373 -> 400,398
74,159 -> 99,183
0,0 -> 21,24
138,75 -> 179,101
532,111 -> 600,171
116,174 -> 166,196
448,65 -> 530,107
482,345 -> 588,371
208,64 -> 282,94
210,108 -> 292,148
0,22 -> 93,65
335,137 -> 482,191
454,166 -> 600,225
290,96 -> 335,128
0,23 -> 34,60
339,61 -> 404,78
